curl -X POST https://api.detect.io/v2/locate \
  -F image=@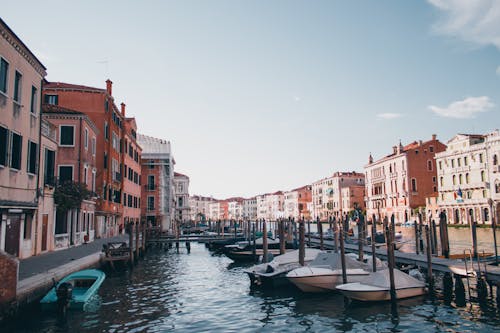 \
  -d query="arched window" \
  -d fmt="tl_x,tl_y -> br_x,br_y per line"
452,175 -> 456,185
484,208 -> 490,222
459,174 -> 463,184
465,173 -> 470,184
411,178 -> 417,192
494,154 -> 498,166
481,170 -> 486,182
440,177 -> 444,187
